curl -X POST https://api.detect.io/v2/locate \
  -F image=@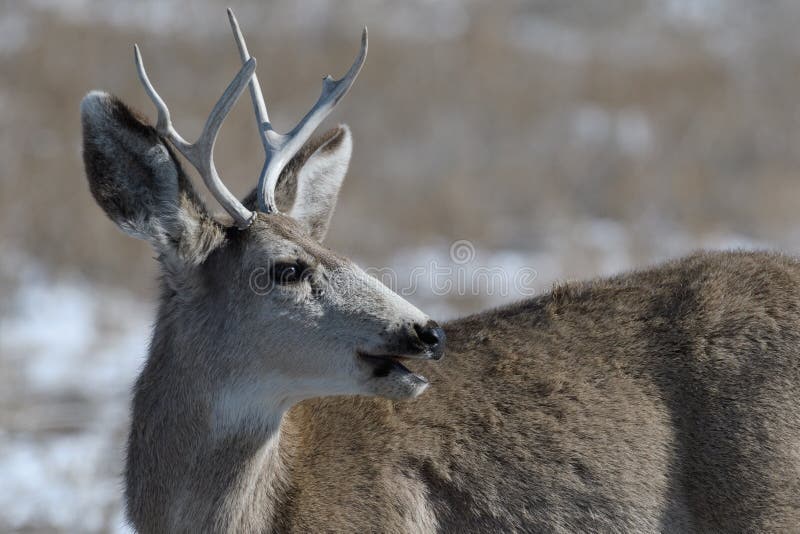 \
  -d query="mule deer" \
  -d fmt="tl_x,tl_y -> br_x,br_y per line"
81,10 -> 800,533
